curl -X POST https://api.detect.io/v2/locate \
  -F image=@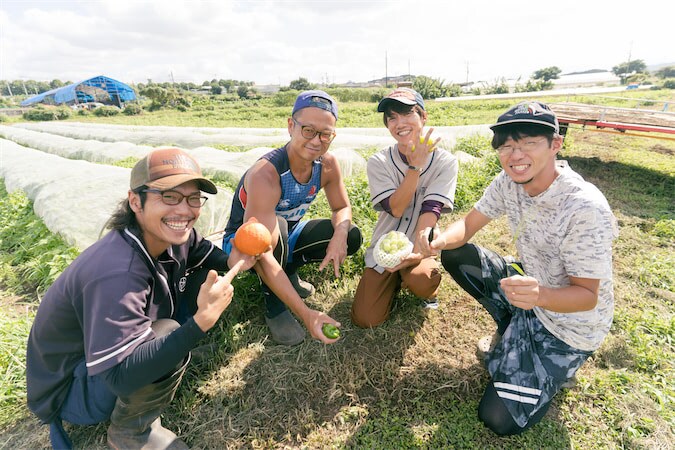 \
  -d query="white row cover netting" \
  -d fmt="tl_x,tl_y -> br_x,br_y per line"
0,125 -> 367,183
1,122 -> 491,251
0,125 -> 152,163
0,139 -> 232,251
14,122 -> 492,152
